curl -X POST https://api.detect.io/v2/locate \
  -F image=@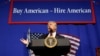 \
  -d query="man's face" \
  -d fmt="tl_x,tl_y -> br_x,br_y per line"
47,22 -> 57,32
